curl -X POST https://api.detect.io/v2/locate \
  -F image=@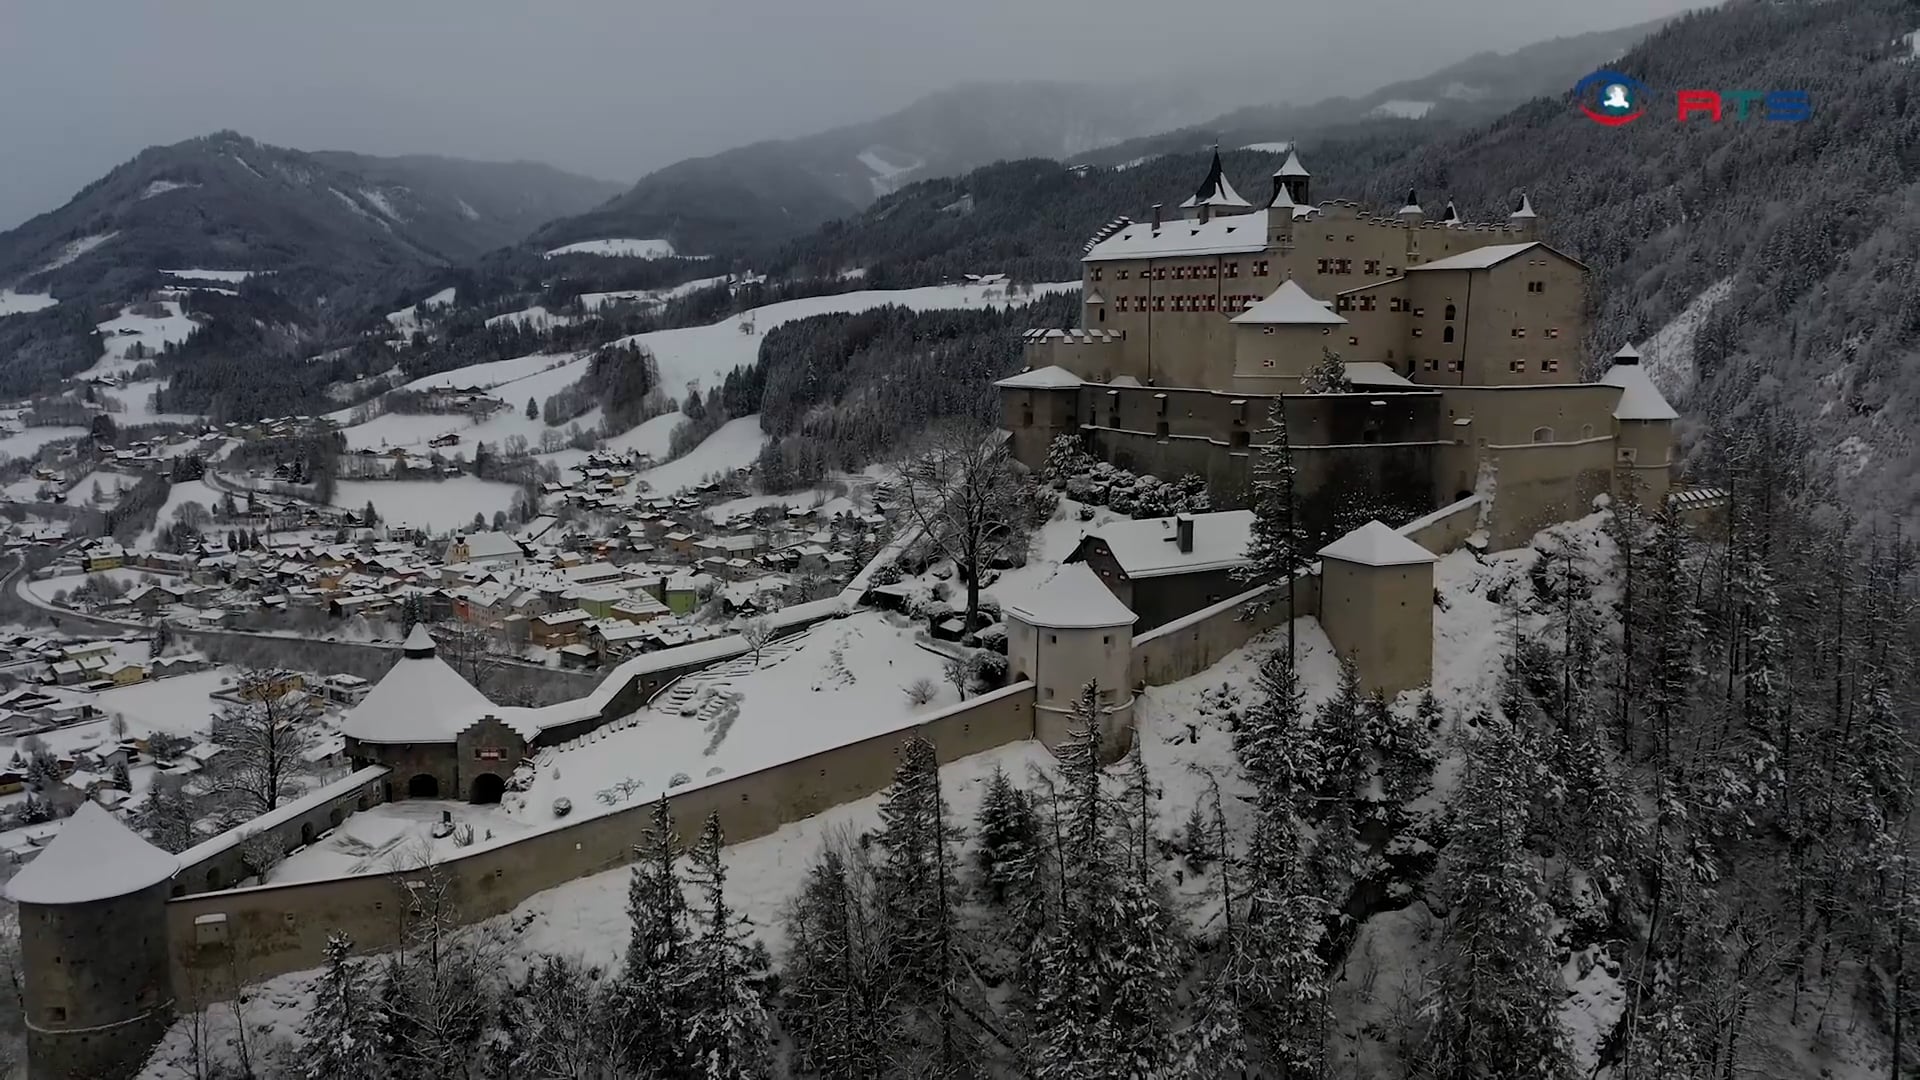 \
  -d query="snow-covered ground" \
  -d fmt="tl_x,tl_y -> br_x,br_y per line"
84,301 -> 199,379
859,147 -> 925,197
385,287 -> 457,332
633,415 -> 765,494
1240,141 -> 1293,153
581,275 -> 727,312
484,306 -> 579,331
544,238 -> 677,259
267,798 -> 534,884
35,231 -> 117,274
25,567 -> 154,606
159,269 -> 259,283
1639,276 -> 1731,396
984,498 -> 1125,605
138,479 -> 223,547
0,425 -> 86,463
602,410 -> 683,461
332,477 -> 521,534
701,487 -> 853,526
0,291 -> 57,318
98,379 -> 200,425
1369,99 -> 1437,119
37,469 -> 141,508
